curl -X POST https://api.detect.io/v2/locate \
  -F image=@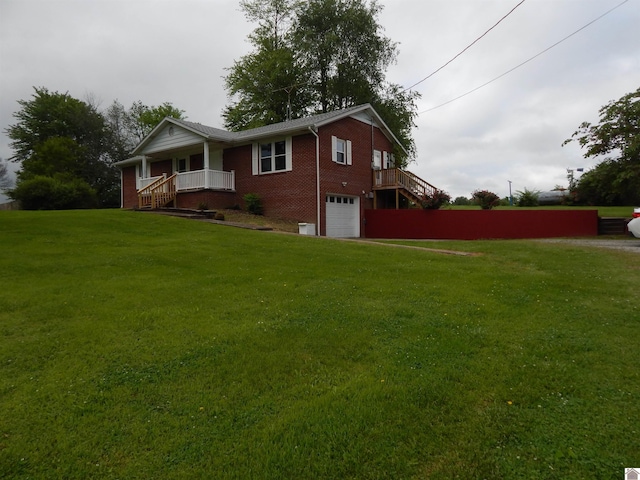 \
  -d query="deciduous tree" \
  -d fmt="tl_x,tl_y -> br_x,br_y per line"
223,0 -> 419,164
563,87 -> 640,205
6,87 -> 185,209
